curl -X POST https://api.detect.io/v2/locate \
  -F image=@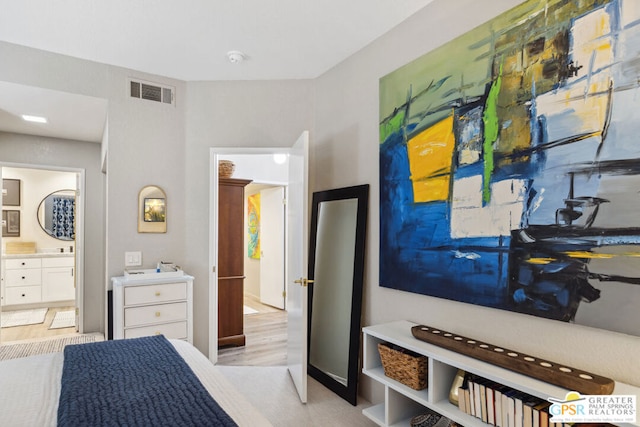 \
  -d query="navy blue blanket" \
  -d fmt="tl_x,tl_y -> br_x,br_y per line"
57,335 -> 237,427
